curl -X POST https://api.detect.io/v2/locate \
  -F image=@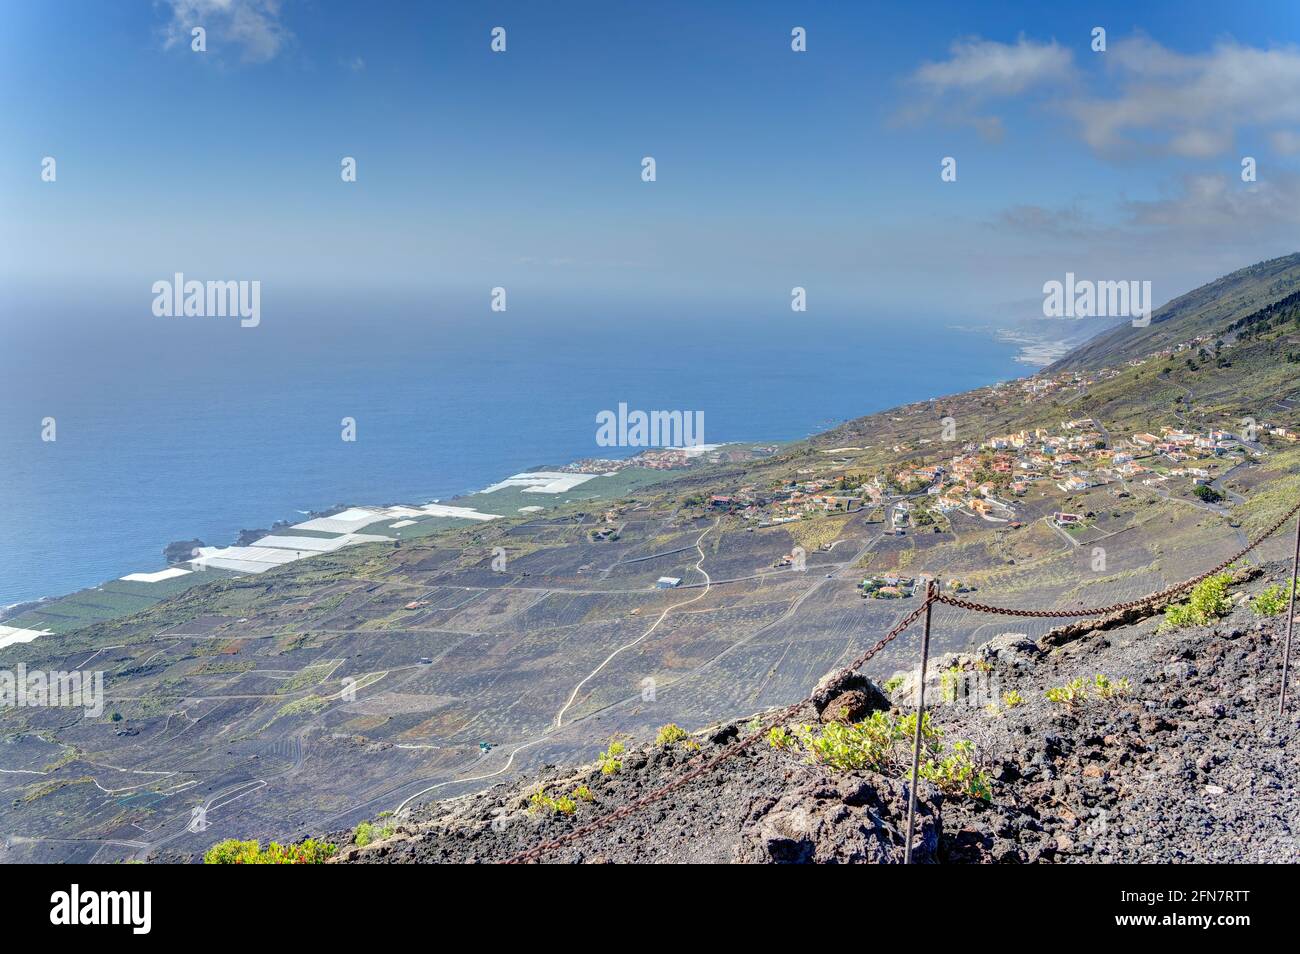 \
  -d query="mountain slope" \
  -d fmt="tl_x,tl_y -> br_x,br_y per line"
7,255 -> 1300,864
333,561 -> 1300,864
1049,252 -> 1300,372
